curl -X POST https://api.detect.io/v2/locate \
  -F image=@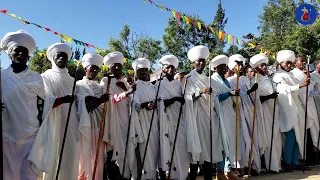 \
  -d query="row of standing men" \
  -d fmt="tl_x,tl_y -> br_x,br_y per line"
1,30 -> 320,180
